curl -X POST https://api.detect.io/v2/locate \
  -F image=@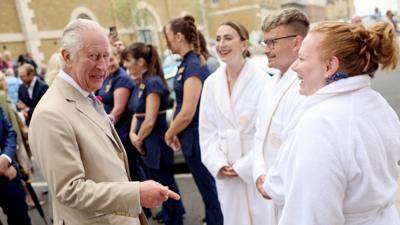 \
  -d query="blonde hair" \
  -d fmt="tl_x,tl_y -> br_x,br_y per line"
45,53 -> 62,86
311,21 -> 399,76
262,8 -> 309,37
